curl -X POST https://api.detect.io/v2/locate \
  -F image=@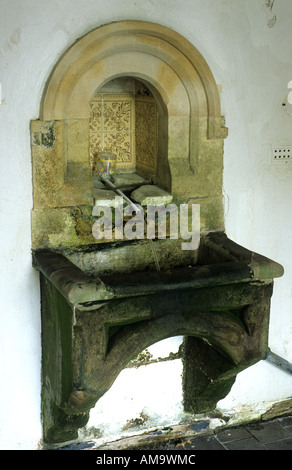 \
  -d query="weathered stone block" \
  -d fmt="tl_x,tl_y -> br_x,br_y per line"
131,185 -> 173,206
